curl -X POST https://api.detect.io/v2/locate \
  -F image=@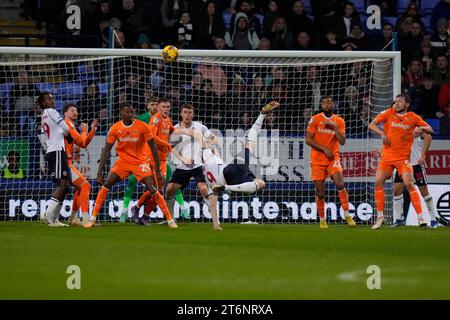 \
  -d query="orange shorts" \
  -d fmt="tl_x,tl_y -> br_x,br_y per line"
111,158 -> 153,182
69,163 -> 87,185
311,159 -> 343,181
377,159 -> 413,176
